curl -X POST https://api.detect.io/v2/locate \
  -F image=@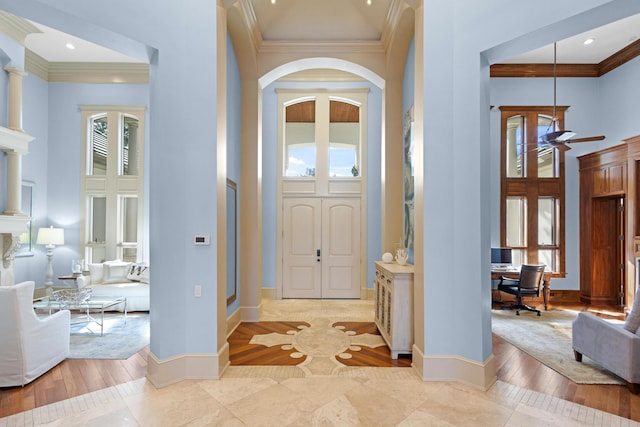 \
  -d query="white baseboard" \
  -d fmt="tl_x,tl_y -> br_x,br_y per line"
261,287 -> 276,300
146,343 -> 230,388
226,308 -> 241,337
411,344 -> 497,391
362,286 -> 374,300
260,287 -> 372,300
